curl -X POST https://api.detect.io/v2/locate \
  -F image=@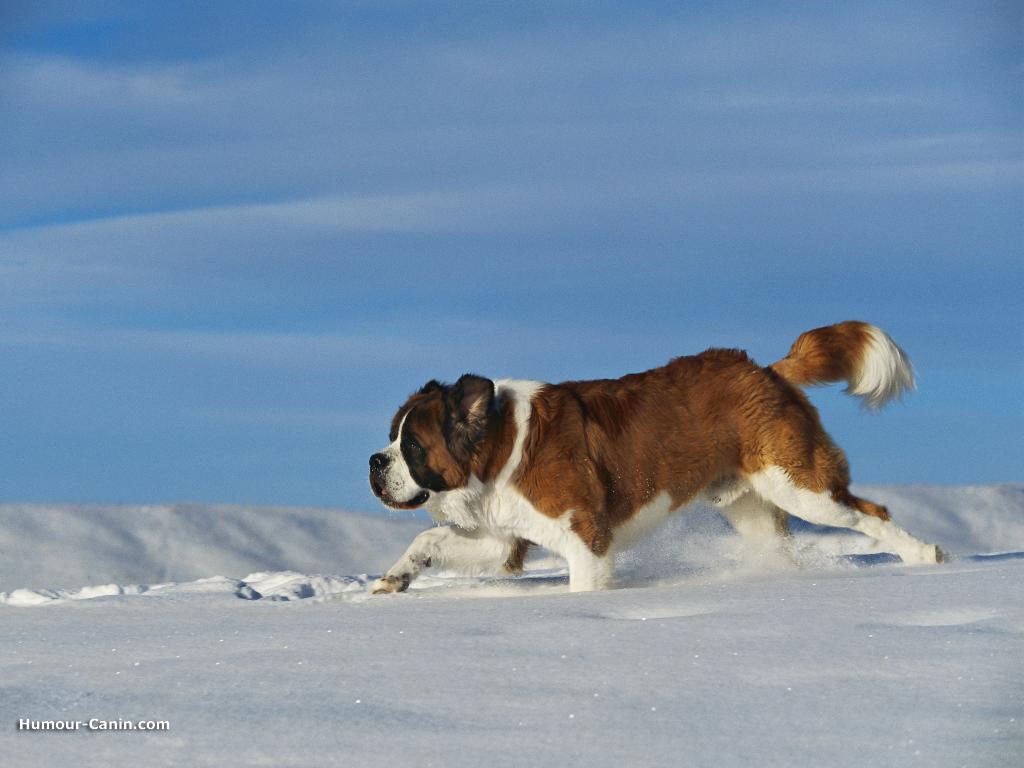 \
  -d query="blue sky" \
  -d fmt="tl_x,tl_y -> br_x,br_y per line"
1,1 -> 1021,511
